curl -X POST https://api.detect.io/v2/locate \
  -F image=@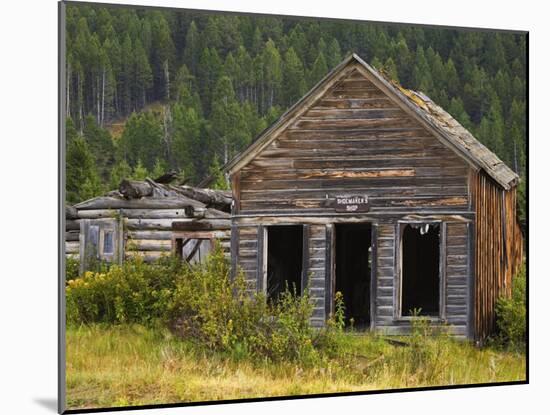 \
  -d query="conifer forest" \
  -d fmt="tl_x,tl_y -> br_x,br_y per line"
64,4 -> 527,224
